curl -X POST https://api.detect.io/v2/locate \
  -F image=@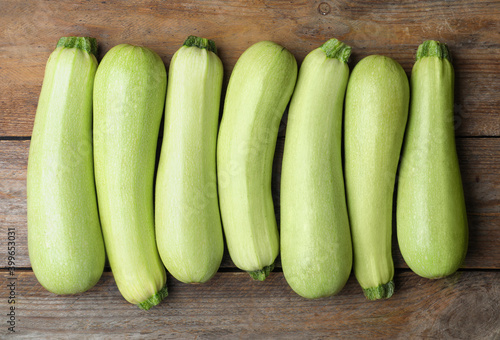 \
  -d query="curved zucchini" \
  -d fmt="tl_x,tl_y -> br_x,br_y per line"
93,44 -> 167,309
27,37 -> 105,295
155,36 -> 224,283
397,40 -> 468,279
344,55 -> 409,299
281,39 -> 352,299
217,41 -> 297,280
